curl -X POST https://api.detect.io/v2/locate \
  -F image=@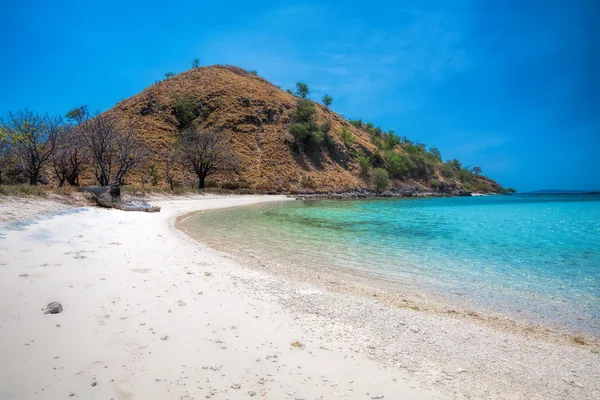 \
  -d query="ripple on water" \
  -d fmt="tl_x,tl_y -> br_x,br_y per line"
185,195 -> 600,336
